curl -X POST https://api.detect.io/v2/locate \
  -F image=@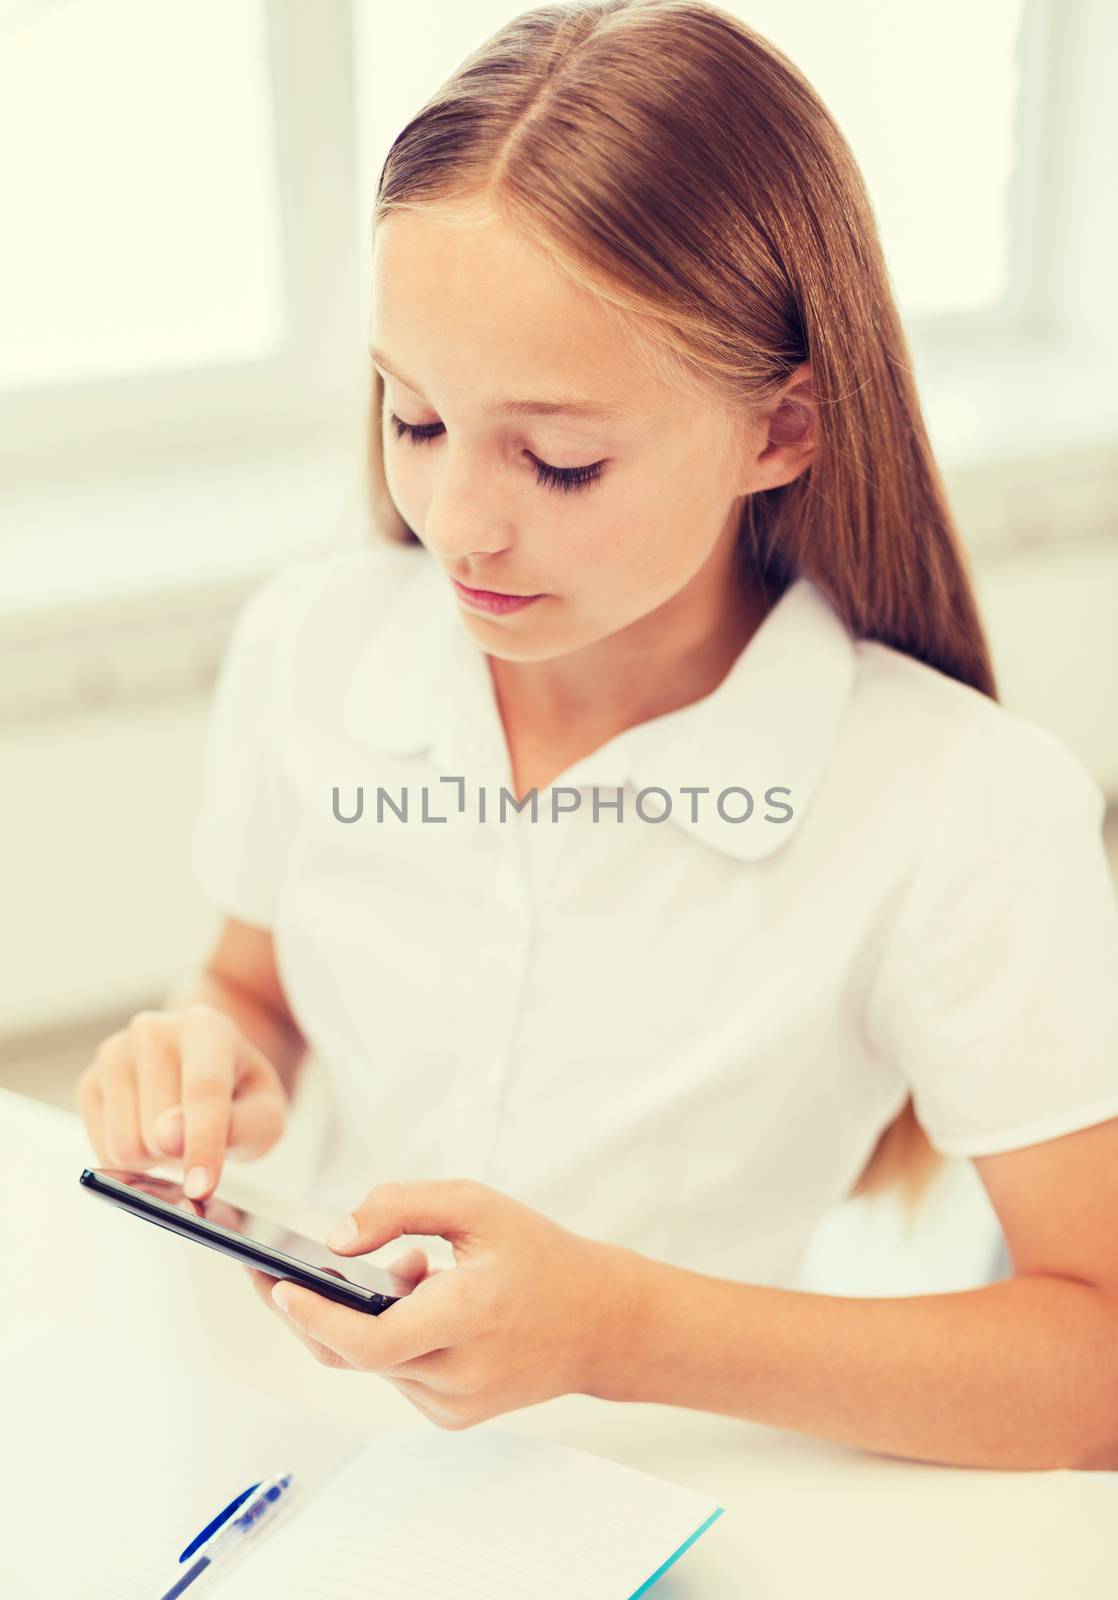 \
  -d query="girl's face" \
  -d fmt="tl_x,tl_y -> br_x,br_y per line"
372,209 -> 798,664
